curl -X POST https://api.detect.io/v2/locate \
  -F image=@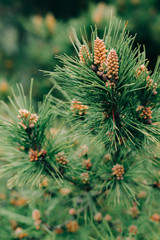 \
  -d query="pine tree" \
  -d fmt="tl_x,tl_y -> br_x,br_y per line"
0,18 -> 160,240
